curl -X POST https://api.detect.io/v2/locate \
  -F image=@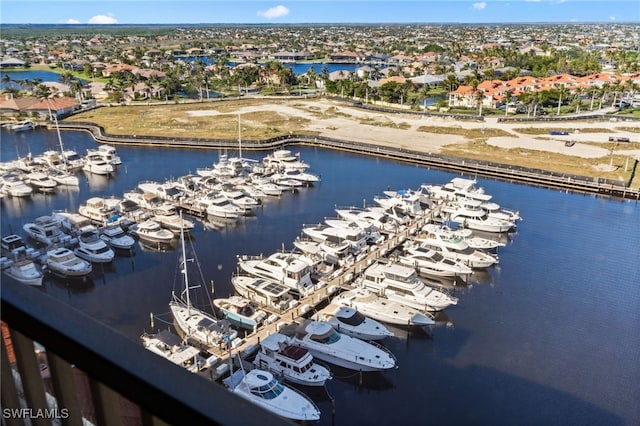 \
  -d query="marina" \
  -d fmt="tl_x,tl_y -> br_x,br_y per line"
1,127 -> 639,425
